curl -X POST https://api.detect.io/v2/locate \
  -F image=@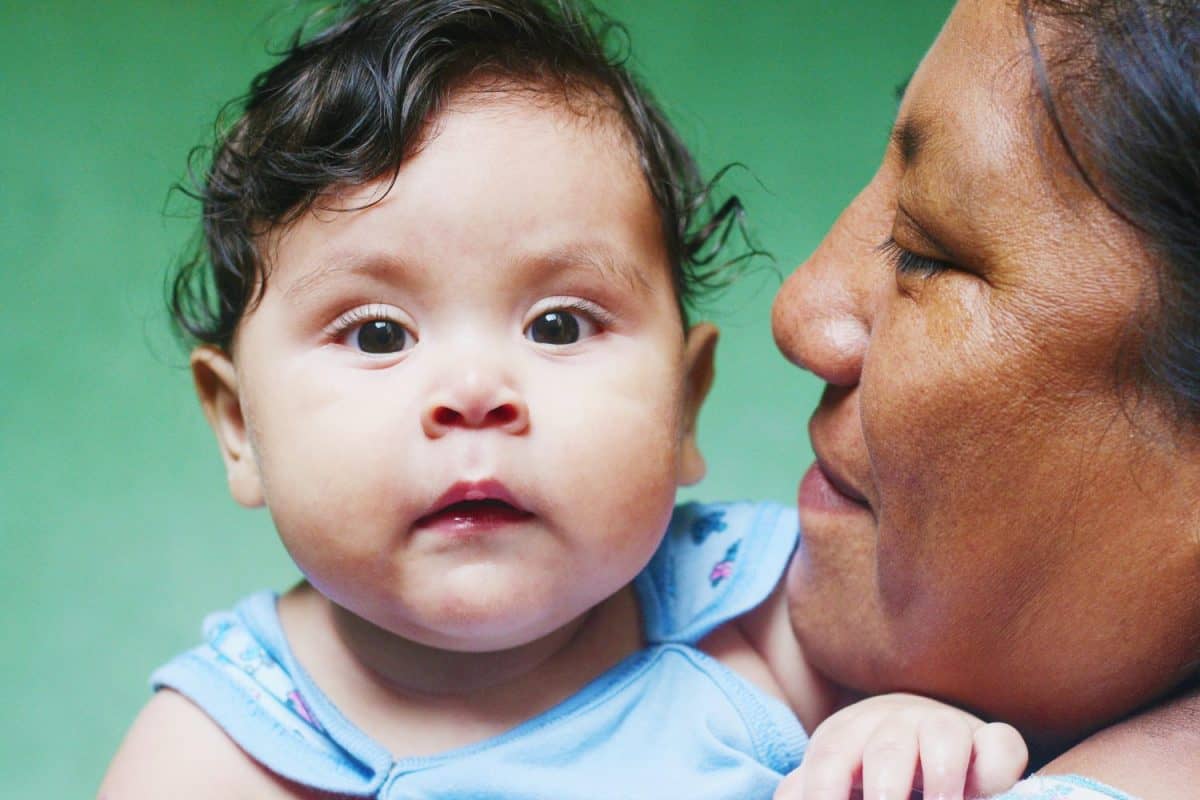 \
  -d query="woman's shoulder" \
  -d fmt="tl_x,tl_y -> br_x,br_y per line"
1029,685 -> 1200,800
1032,681 -> 1200,800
